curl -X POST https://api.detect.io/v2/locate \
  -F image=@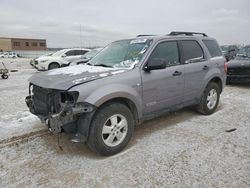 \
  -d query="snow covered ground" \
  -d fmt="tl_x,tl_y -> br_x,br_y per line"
0,59 -> 250,187
0,59 -> 45,142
